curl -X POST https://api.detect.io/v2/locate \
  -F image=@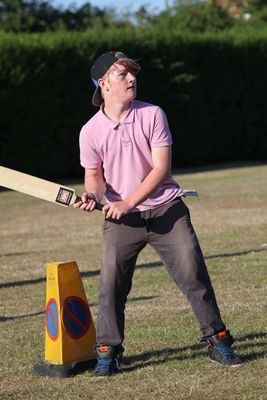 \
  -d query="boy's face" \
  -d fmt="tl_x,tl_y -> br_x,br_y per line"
99,61 -> 137,104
